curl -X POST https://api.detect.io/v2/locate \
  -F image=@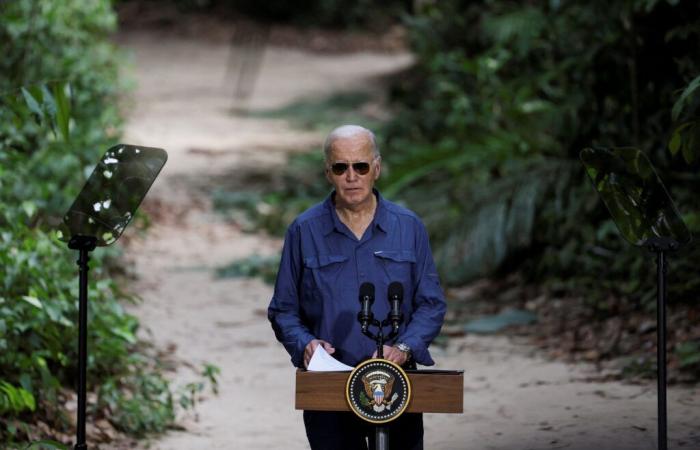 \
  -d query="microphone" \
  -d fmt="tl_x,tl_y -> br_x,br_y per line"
388,282 -> 404,332
358,282 -> 375,333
